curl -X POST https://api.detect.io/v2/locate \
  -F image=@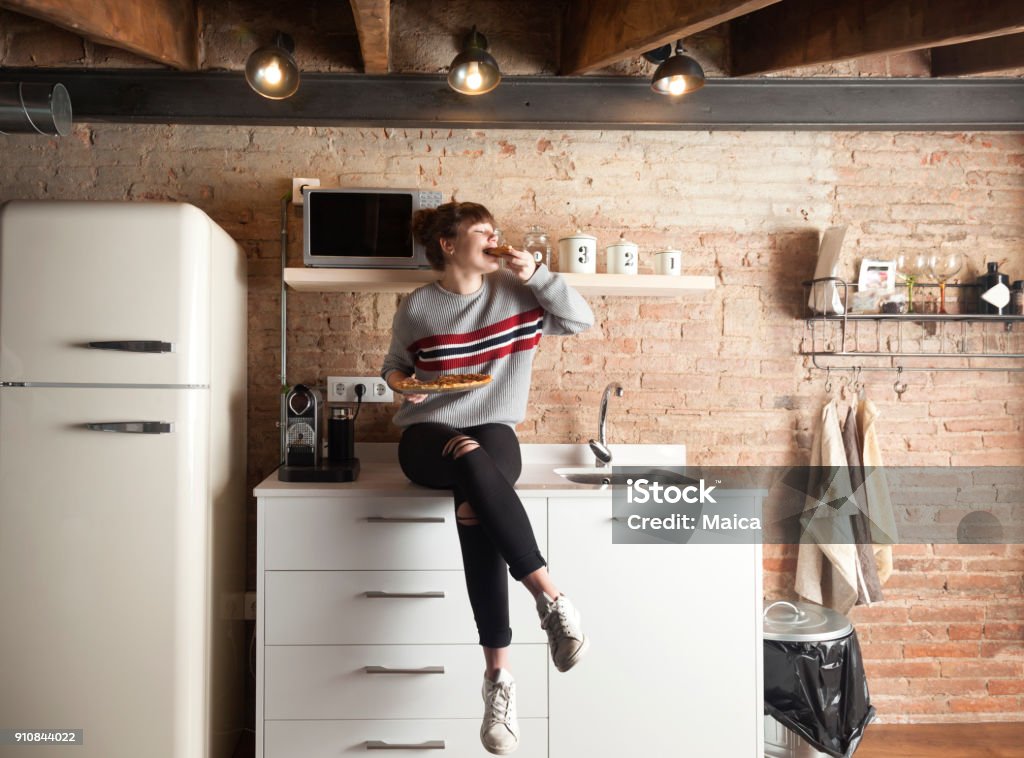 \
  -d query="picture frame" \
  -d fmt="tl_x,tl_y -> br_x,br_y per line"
858,258 -> 896,293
